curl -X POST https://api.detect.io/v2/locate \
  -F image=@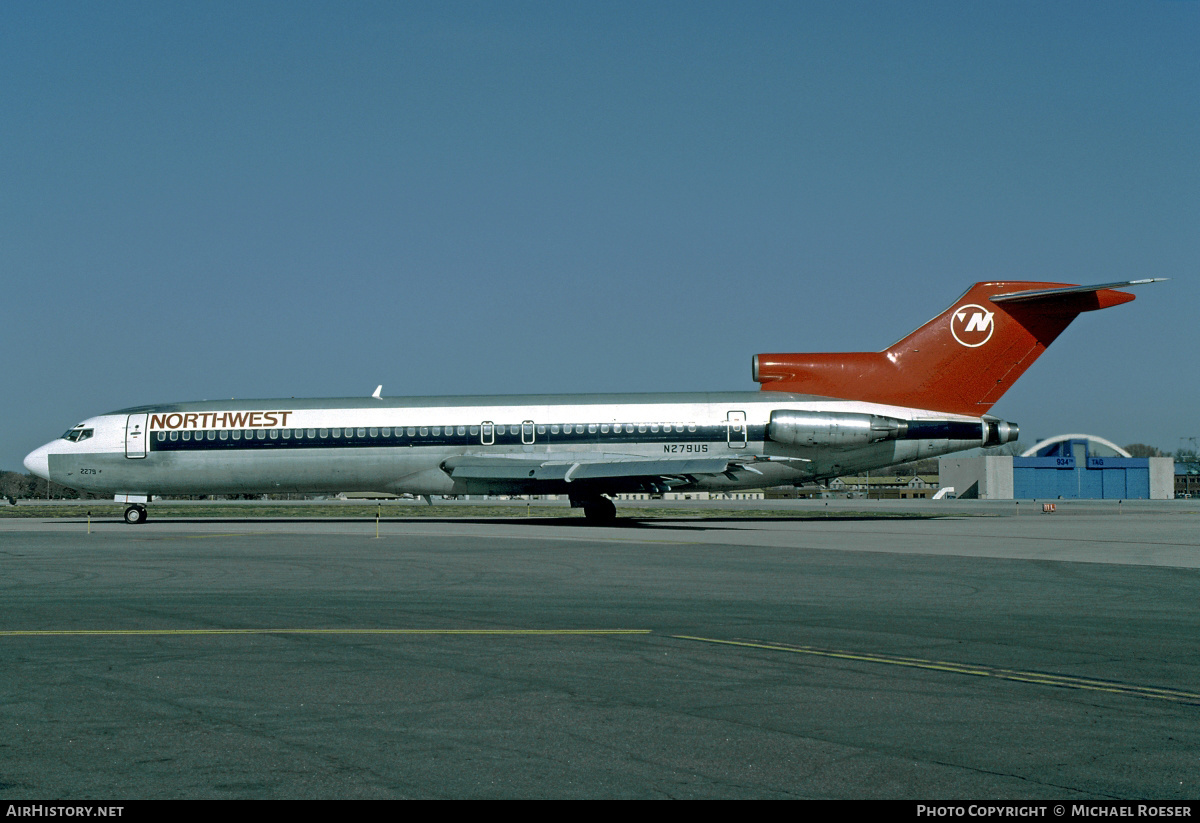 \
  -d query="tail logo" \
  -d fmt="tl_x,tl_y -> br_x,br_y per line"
950,304 -> 995,348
